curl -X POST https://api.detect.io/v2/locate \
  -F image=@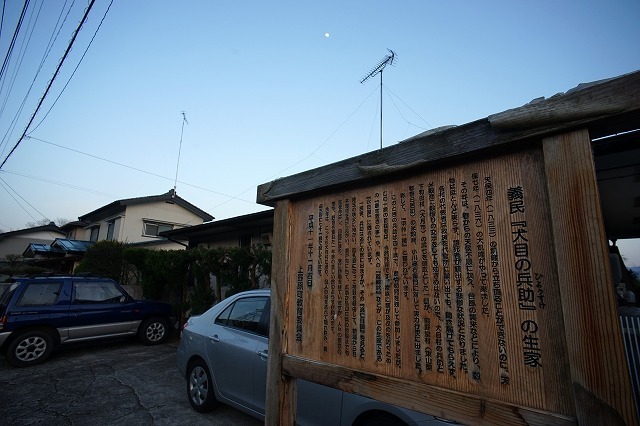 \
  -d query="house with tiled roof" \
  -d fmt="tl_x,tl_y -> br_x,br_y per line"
0,189 -> 214,276
77,188 -> 214,249
0,222 -> 65,259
